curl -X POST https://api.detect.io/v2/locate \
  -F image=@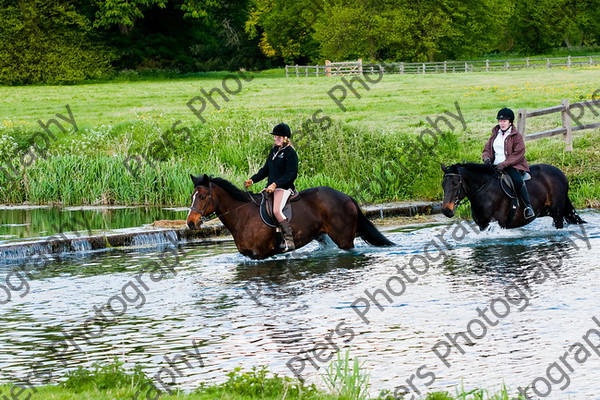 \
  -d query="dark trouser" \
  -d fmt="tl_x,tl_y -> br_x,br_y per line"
506,167 -> 531,205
